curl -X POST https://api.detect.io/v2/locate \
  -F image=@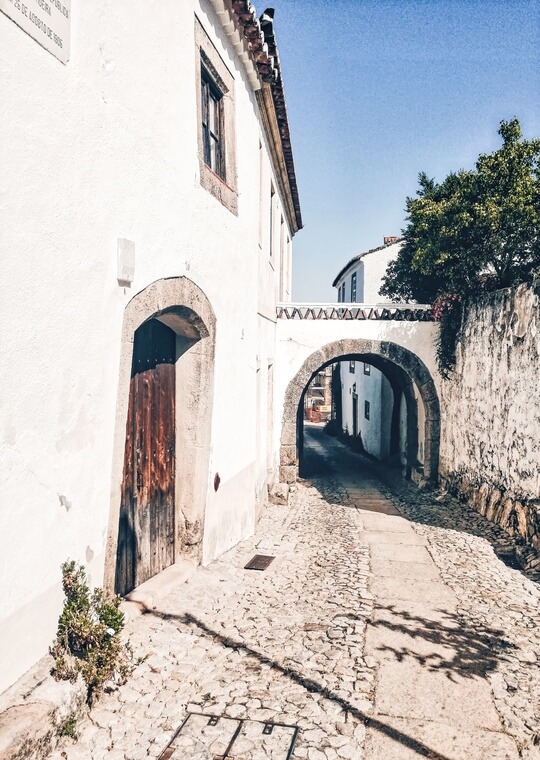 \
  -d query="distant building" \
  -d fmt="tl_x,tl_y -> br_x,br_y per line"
332,239 -> 410,462
332,238 -> 403,305
304,365 -> 333,423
